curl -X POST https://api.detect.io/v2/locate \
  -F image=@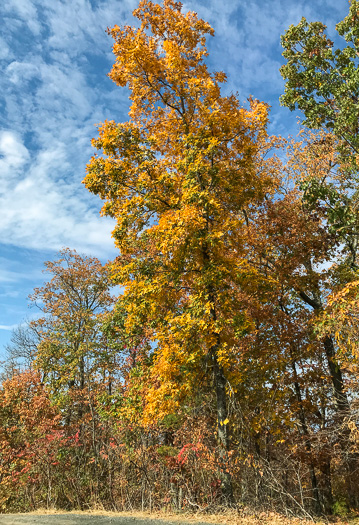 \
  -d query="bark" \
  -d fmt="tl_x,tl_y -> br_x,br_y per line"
322,335 -> 350,413
291,360 -> 322,514
280,297 -> 323,513
78,352 -> 85,420
299,287 -> 357,509
321,457 -> 334,514
298,290 -> 350,414
212,345 -> 234,503
202,238 -> 234,502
